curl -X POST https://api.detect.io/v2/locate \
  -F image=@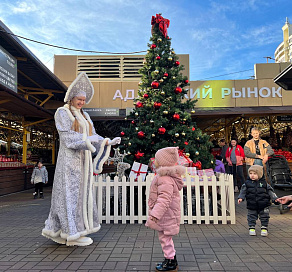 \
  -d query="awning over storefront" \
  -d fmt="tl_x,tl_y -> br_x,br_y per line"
0,84 -> 53,119
274,63 -> 292,90
193,106 -> 292,117
0,20 -> 67,115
